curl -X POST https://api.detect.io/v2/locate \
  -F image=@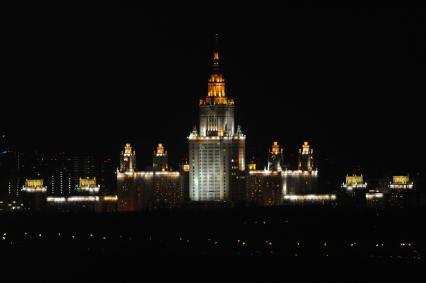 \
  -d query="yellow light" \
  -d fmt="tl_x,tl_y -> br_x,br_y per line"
393,176 -> 409,184
183,164 -> 190,172
25,179 -> 44,188
156,143 -> 165,156
346,175 -> 364,185
248,163 -> 257,170
102,195 -> 118,202
124,143 -> 133,156
67,196 -> 99,202
366,193 -> 384,200
117,171 -> 180,178
22,187 -> 47,193
302,141 -> 310,155
23,179 -> 47,193
79,177 -> 97,187
271,141 -> 282,155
